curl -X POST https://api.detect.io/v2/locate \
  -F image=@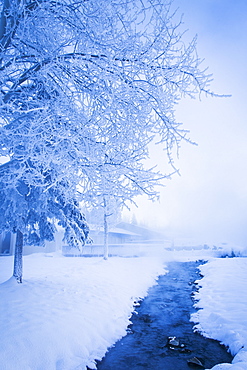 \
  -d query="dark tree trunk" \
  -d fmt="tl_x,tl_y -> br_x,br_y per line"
13,229 -> 23,283
103,197 -> 109,260
103,210 -> 109,260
